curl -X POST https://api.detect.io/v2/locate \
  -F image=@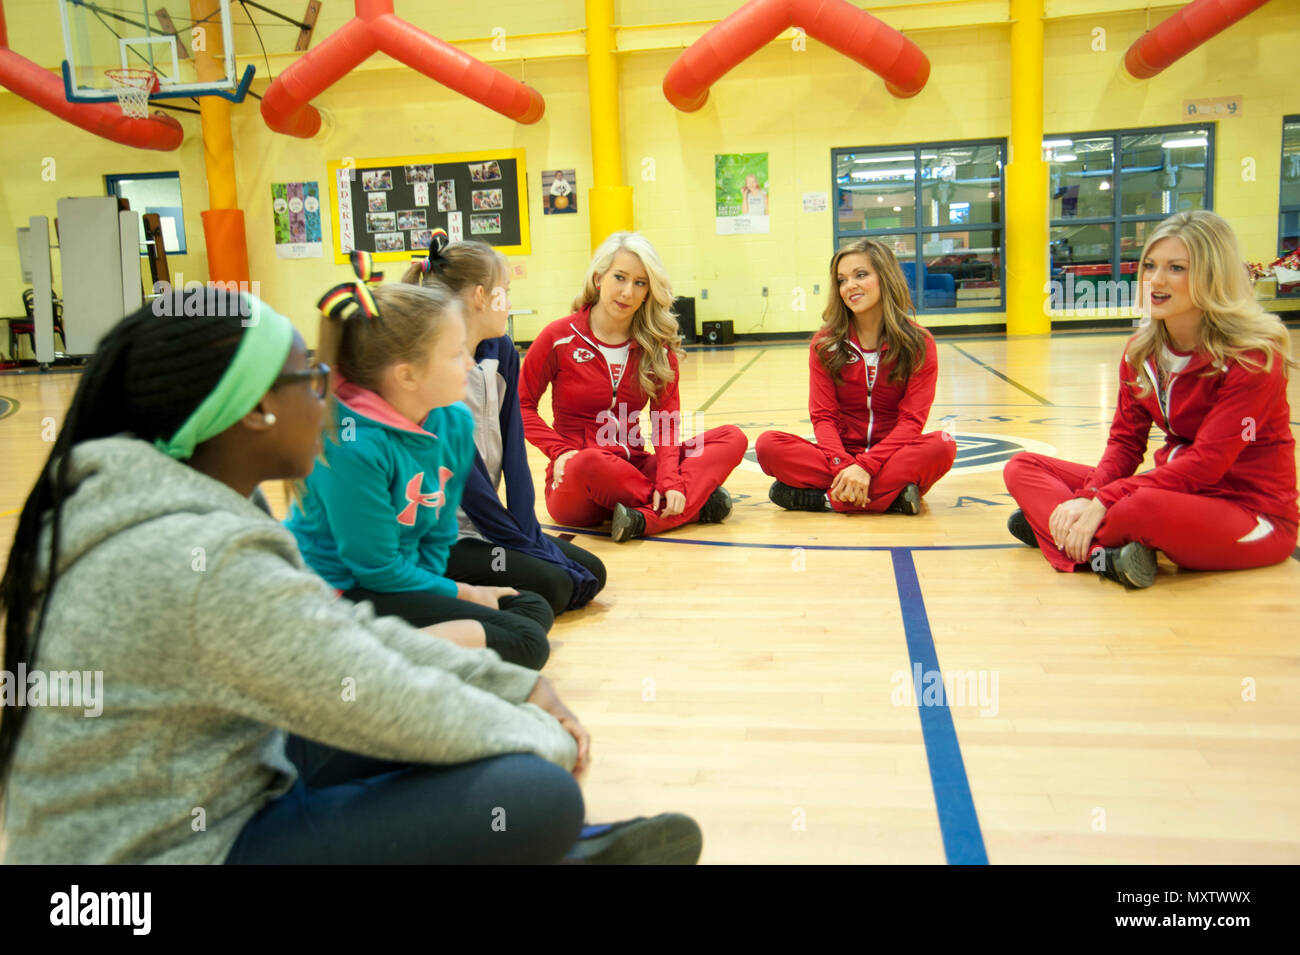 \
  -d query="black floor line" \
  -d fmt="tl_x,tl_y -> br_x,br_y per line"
697,349 -> 768,413
946,343 -> 1055,407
